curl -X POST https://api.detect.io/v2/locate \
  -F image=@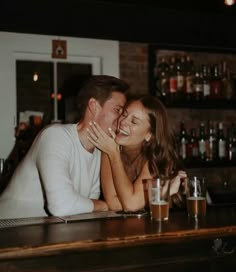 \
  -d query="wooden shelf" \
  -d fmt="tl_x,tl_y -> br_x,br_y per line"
183,159 -> 236,169
154,97 -> 236,109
